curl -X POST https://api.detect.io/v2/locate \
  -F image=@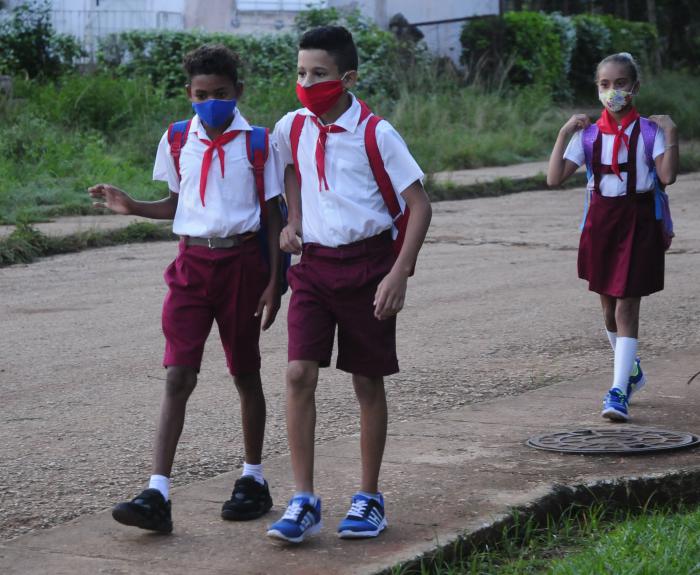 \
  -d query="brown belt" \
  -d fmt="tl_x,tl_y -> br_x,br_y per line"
181,232 -> 257,249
